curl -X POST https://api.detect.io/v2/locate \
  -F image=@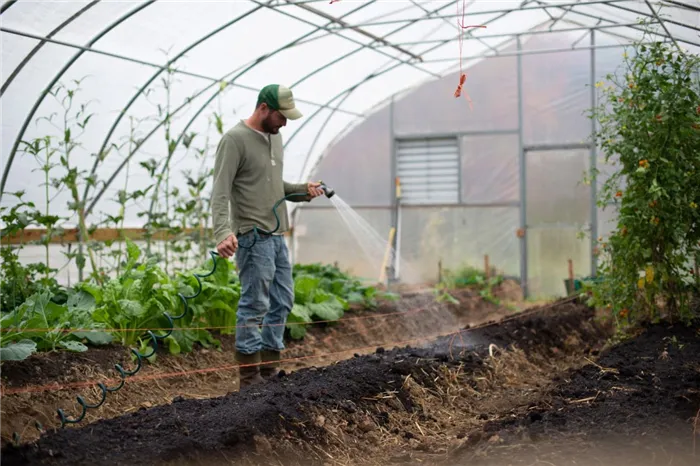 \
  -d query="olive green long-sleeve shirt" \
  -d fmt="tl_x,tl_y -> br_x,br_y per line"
211,120 -> 310,245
